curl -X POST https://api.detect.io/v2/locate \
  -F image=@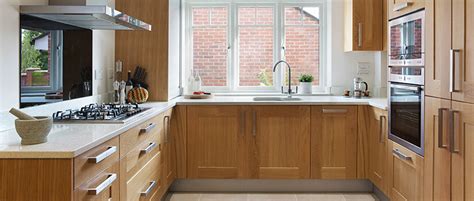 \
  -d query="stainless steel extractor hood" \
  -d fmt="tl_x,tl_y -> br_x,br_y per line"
20,0 -> 151,31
